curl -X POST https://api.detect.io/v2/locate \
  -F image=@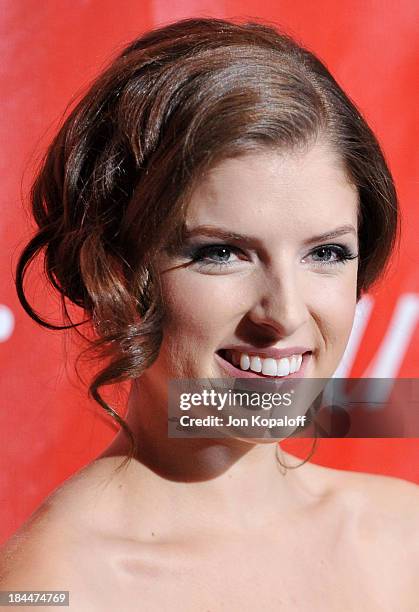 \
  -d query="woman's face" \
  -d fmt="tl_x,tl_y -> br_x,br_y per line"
150,141 -> 359,385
